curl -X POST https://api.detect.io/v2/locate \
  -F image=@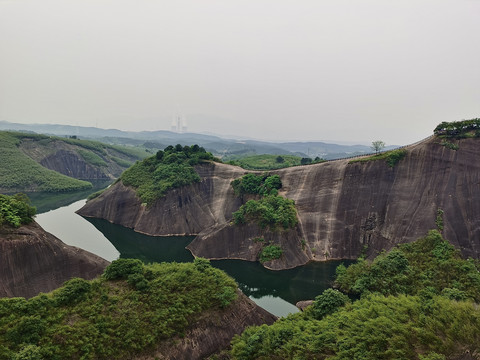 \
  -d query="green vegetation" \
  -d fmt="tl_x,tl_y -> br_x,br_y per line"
349,148 -> 407,168
0,132 -> 92,192
227,154 -> 325,170
434,118 -> 480,139
230,230 -> 480,359
0,193 -> 36,228
77,149 -> 107,167
435,209 -> 444,231
371,140 -> 386,154
231,173 -> 282,197
233,195 -> 298,231
110,156 -> 133,167
0,258 -> 237,359
335,230 -> 480,300
259,245 -> 283,263
439,140 -> 459,150
121,144 -> 216,205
